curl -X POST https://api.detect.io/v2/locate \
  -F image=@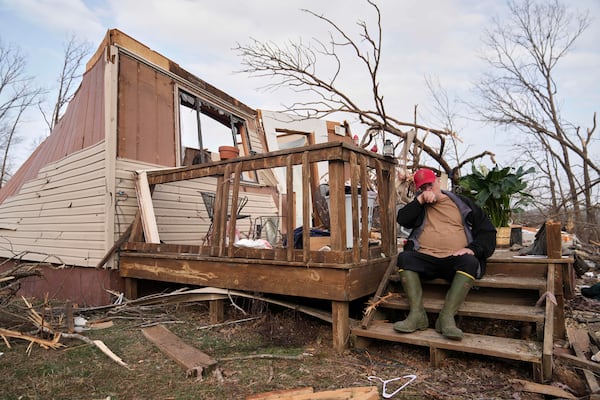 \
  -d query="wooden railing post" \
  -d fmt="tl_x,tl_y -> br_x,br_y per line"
328,160 -> 347,251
